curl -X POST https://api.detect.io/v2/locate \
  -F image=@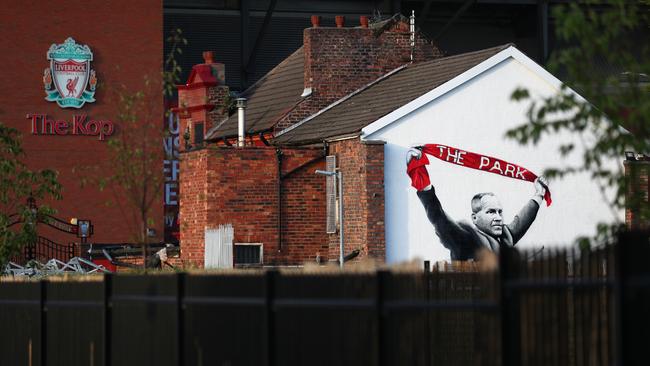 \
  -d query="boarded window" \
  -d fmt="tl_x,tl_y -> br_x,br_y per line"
204,224 -> 233,268
326,155 -> 337,233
